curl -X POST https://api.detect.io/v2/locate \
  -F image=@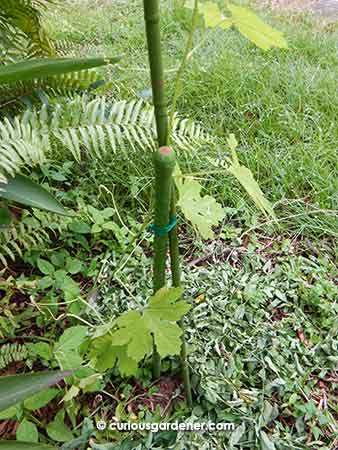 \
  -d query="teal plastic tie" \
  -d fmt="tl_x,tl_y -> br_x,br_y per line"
150,216 -> 177,237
